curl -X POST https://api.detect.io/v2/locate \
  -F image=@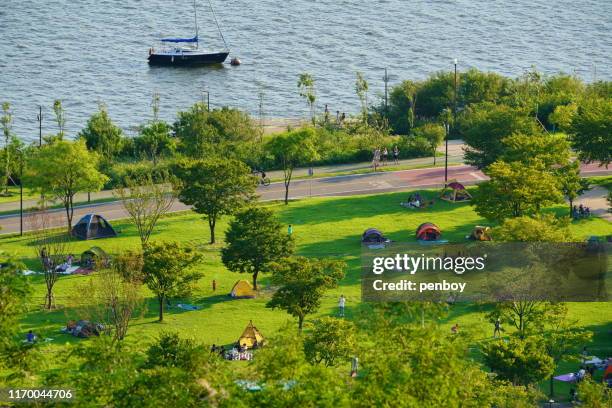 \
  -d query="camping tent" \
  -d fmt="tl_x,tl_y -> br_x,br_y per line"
440,181 -> 472,203
469,226 -> 492,241
416,223 -> 442,241
230,280 -> 256,298
362,228 -> 389,244
72,214 -> 117,240
237,320 -> 265,348
81,247 -> 109,268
